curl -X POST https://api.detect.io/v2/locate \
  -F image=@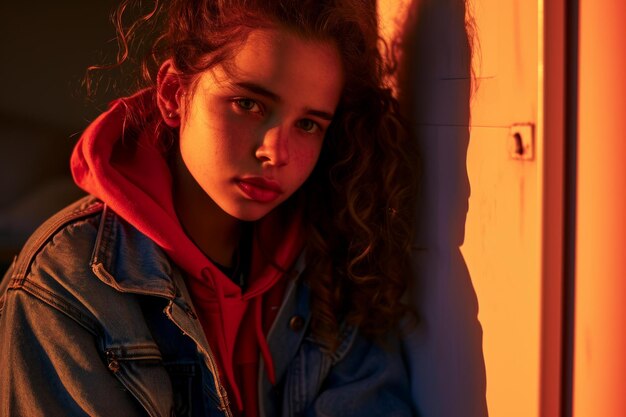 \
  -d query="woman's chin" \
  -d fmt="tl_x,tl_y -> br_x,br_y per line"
221,203 -> 276,222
